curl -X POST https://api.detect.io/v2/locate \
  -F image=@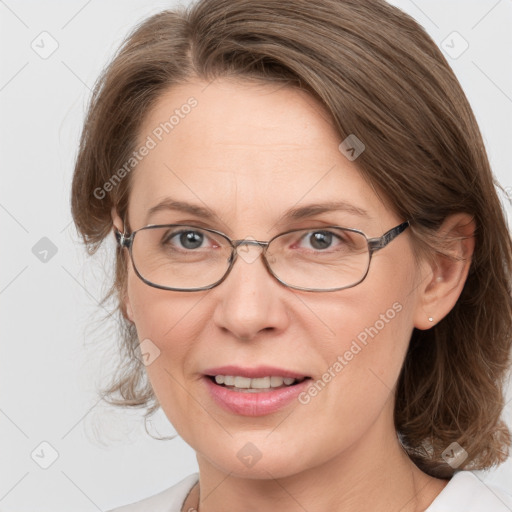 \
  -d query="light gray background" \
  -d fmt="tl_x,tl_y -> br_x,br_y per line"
1,1 -> 511,510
